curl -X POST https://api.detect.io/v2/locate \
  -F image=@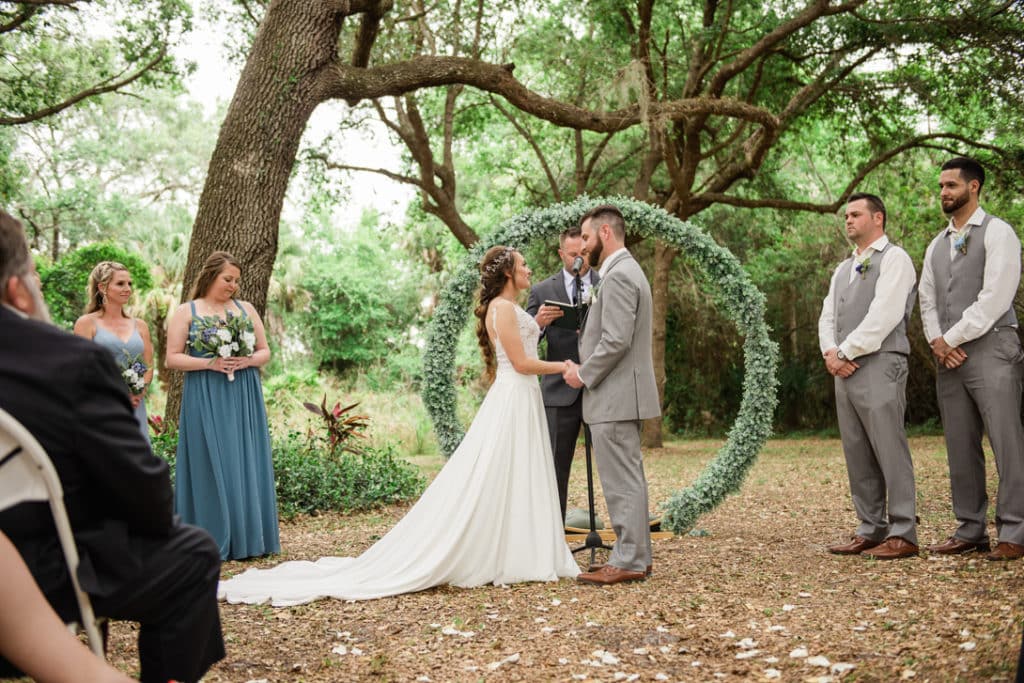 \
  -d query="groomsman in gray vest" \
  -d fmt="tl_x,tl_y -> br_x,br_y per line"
919,156 -> 1024,561
526,226 -> 599,521
564,204 -> 660,585
819,193 -> 919,560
